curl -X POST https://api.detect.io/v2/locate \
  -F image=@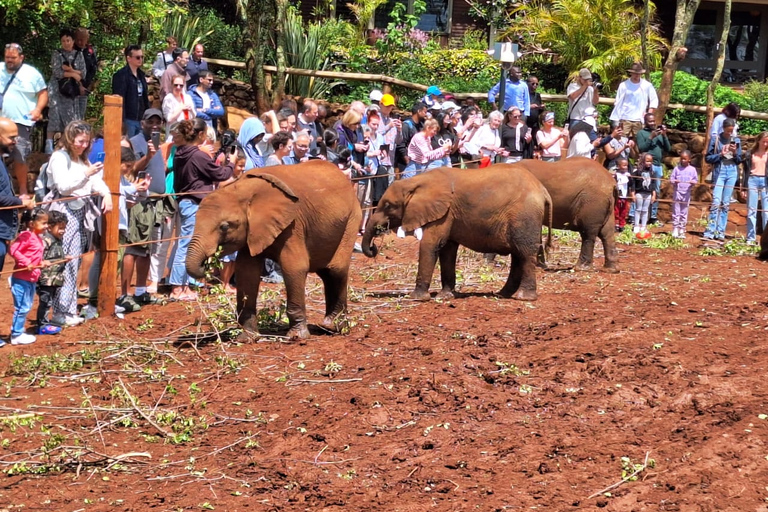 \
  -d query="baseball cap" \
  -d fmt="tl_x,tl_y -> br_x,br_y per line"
426,85 -> 441,96
142,108 -> 163,120
369,89 -> 383,102
380,94 -> 395,106
578,68 -> 592,80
